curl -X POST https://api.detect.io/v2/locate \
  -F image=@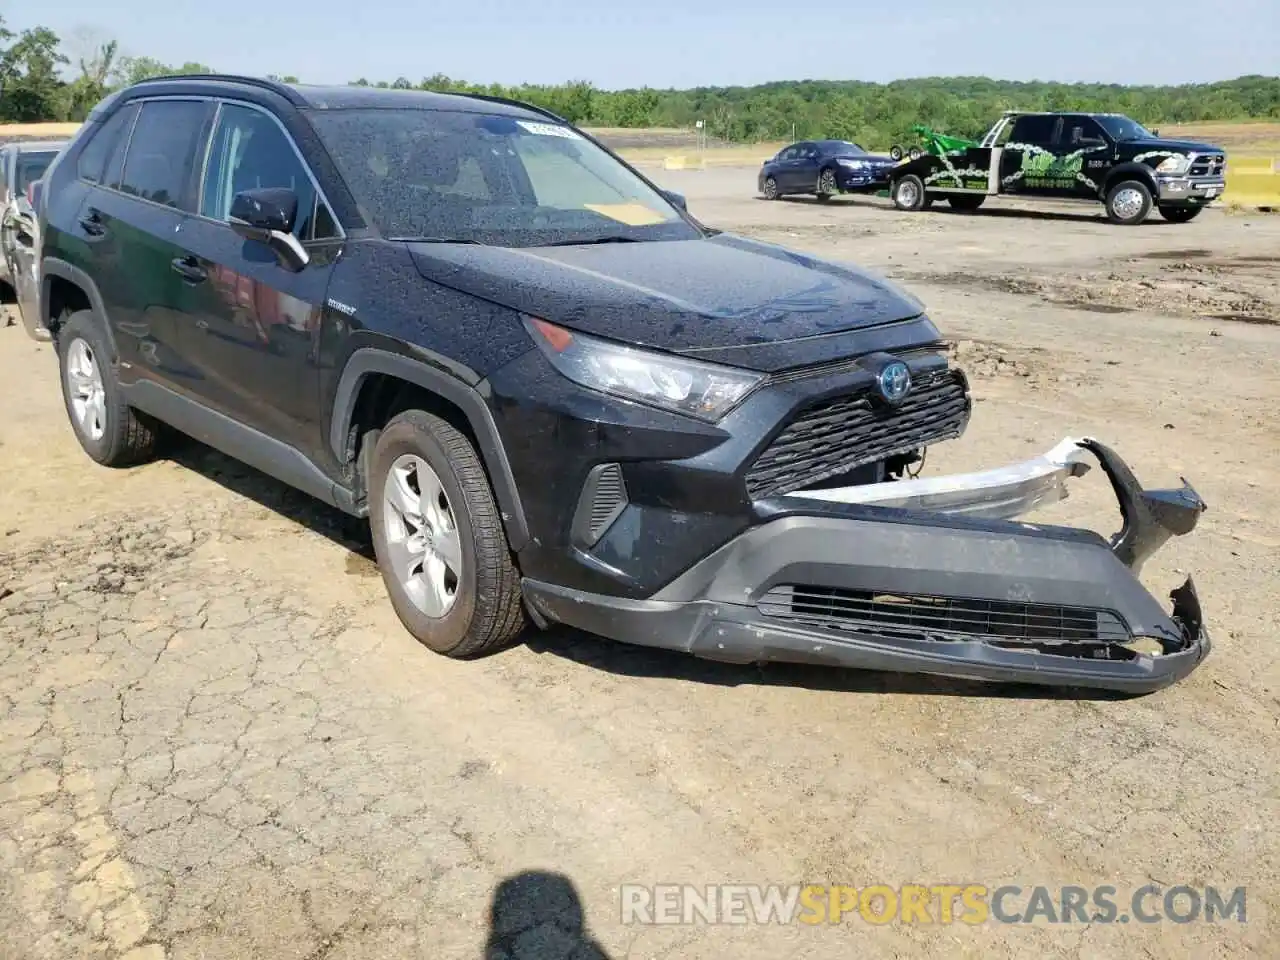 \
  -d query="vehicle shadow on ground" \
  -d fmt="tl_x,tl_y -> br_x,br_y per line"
484,870 -> 612,959
167,436 -> 1132,703
523,628 -> 1135,701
